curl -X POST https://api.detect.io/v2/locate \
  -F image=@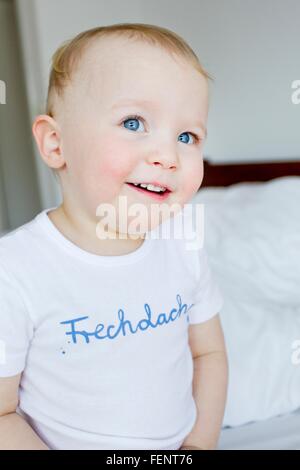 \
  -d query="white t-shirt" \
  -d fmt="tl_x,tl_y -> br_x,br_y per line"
0,206 -> 224,450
